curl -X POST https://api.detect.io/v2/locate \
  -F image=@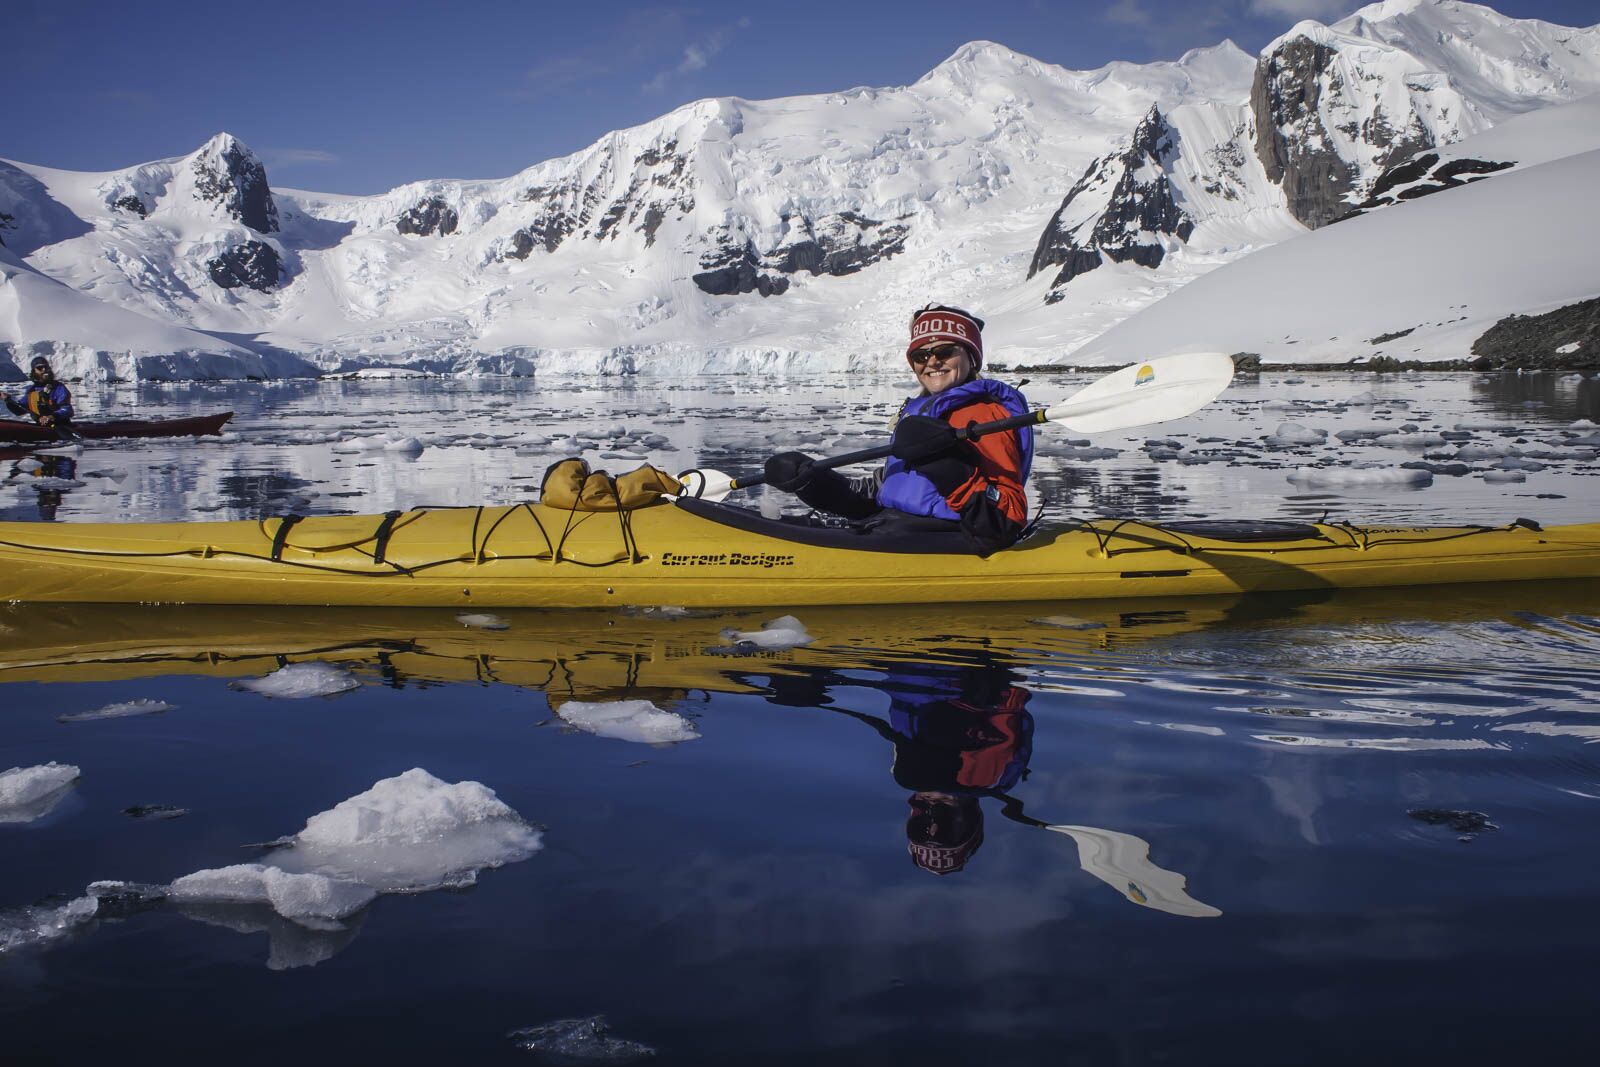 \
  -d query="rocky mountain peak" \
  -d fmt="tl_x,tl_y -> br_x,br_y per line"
189,133 -> 278,234
1027,103 -> 1194,304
